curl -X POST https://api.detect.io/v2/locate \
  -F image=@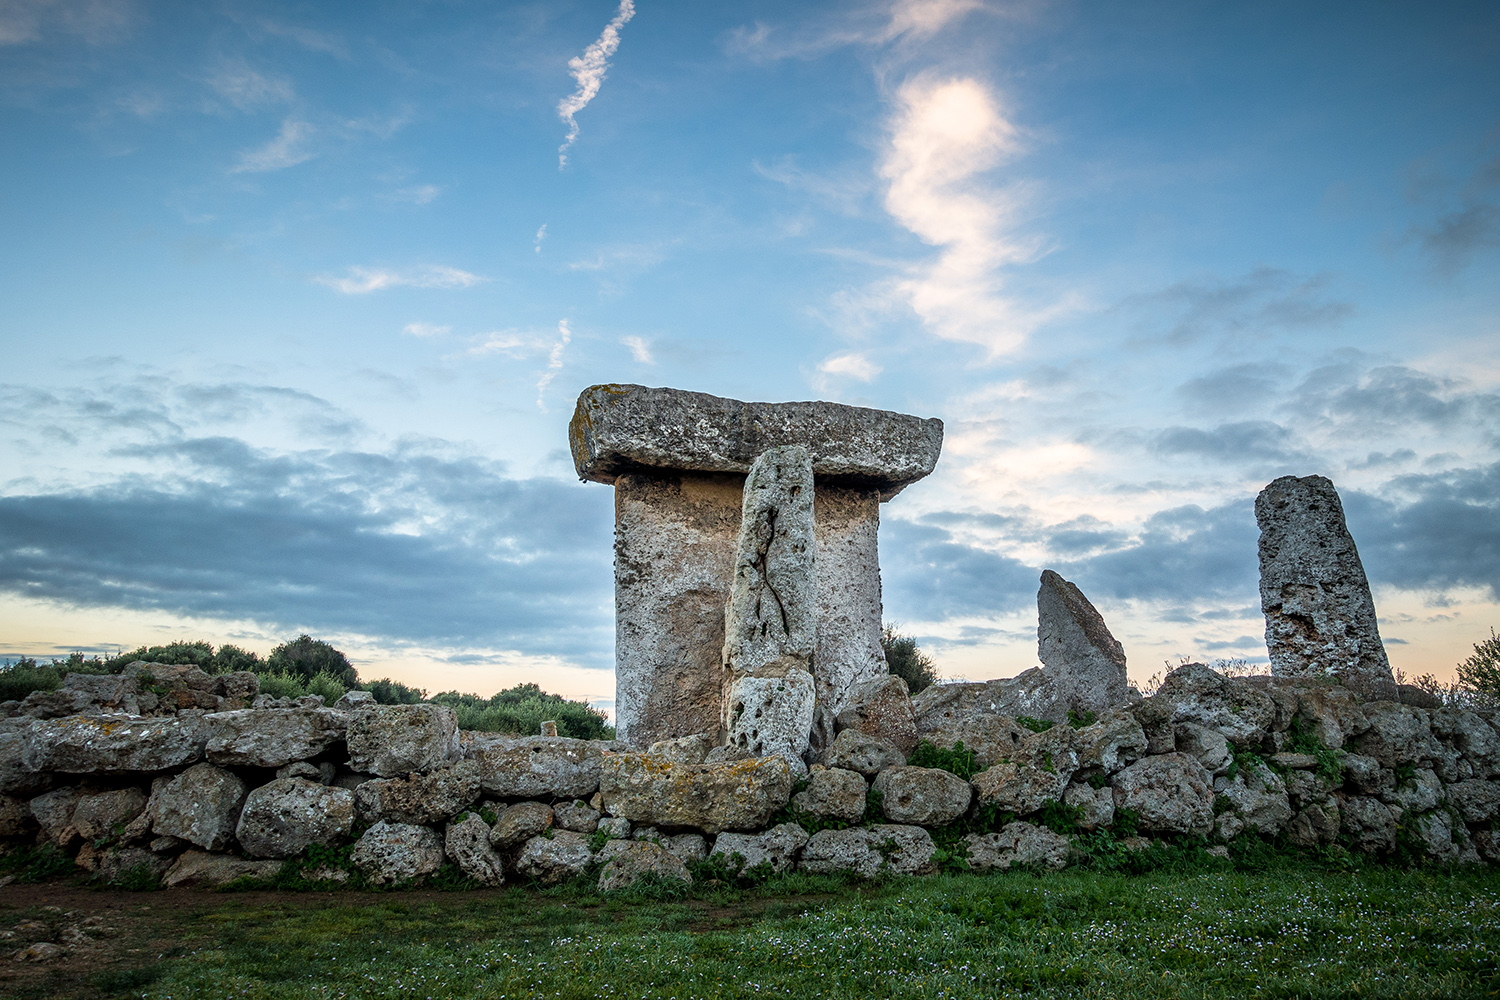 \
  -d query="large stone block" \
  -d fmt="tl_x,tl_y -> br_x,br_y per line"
799,824 -> 935,876
1256,475 -> 1397,700
235,778 -> 354,859
912,670 -> 1072,730
872,766 -> 971,826
351,821 -> 445,886
464,736 -> 612,799
1110,753 -> 1215,836
23,715 -> 206,773
599,753 -> 792,834
1037,570 -> 1130,715
963,822 -> 1070,871
792,767 -> 867,822
204,708 -> 347,768
710,822 -> 810,873
834,675 -> 918,754
346,704 -> 458,777
151,763 -> 248,851
353,761 -> 480,826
